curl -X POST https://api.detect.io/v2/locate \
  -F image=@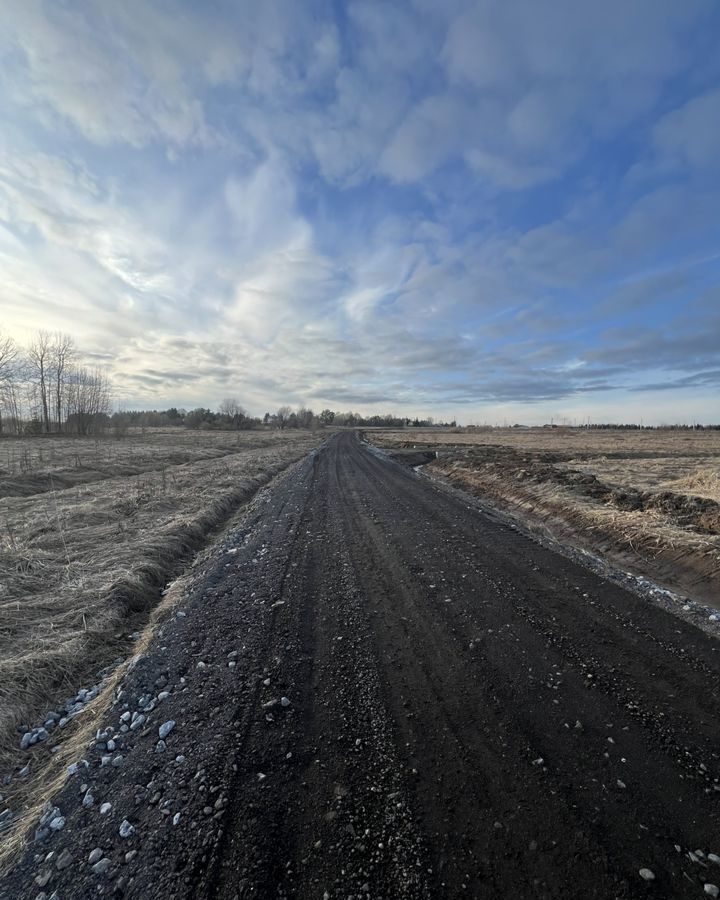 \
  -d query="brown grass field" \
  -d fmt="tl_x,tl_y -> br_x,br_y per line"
0,428 -> 321,795
370,427 -> 720,612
